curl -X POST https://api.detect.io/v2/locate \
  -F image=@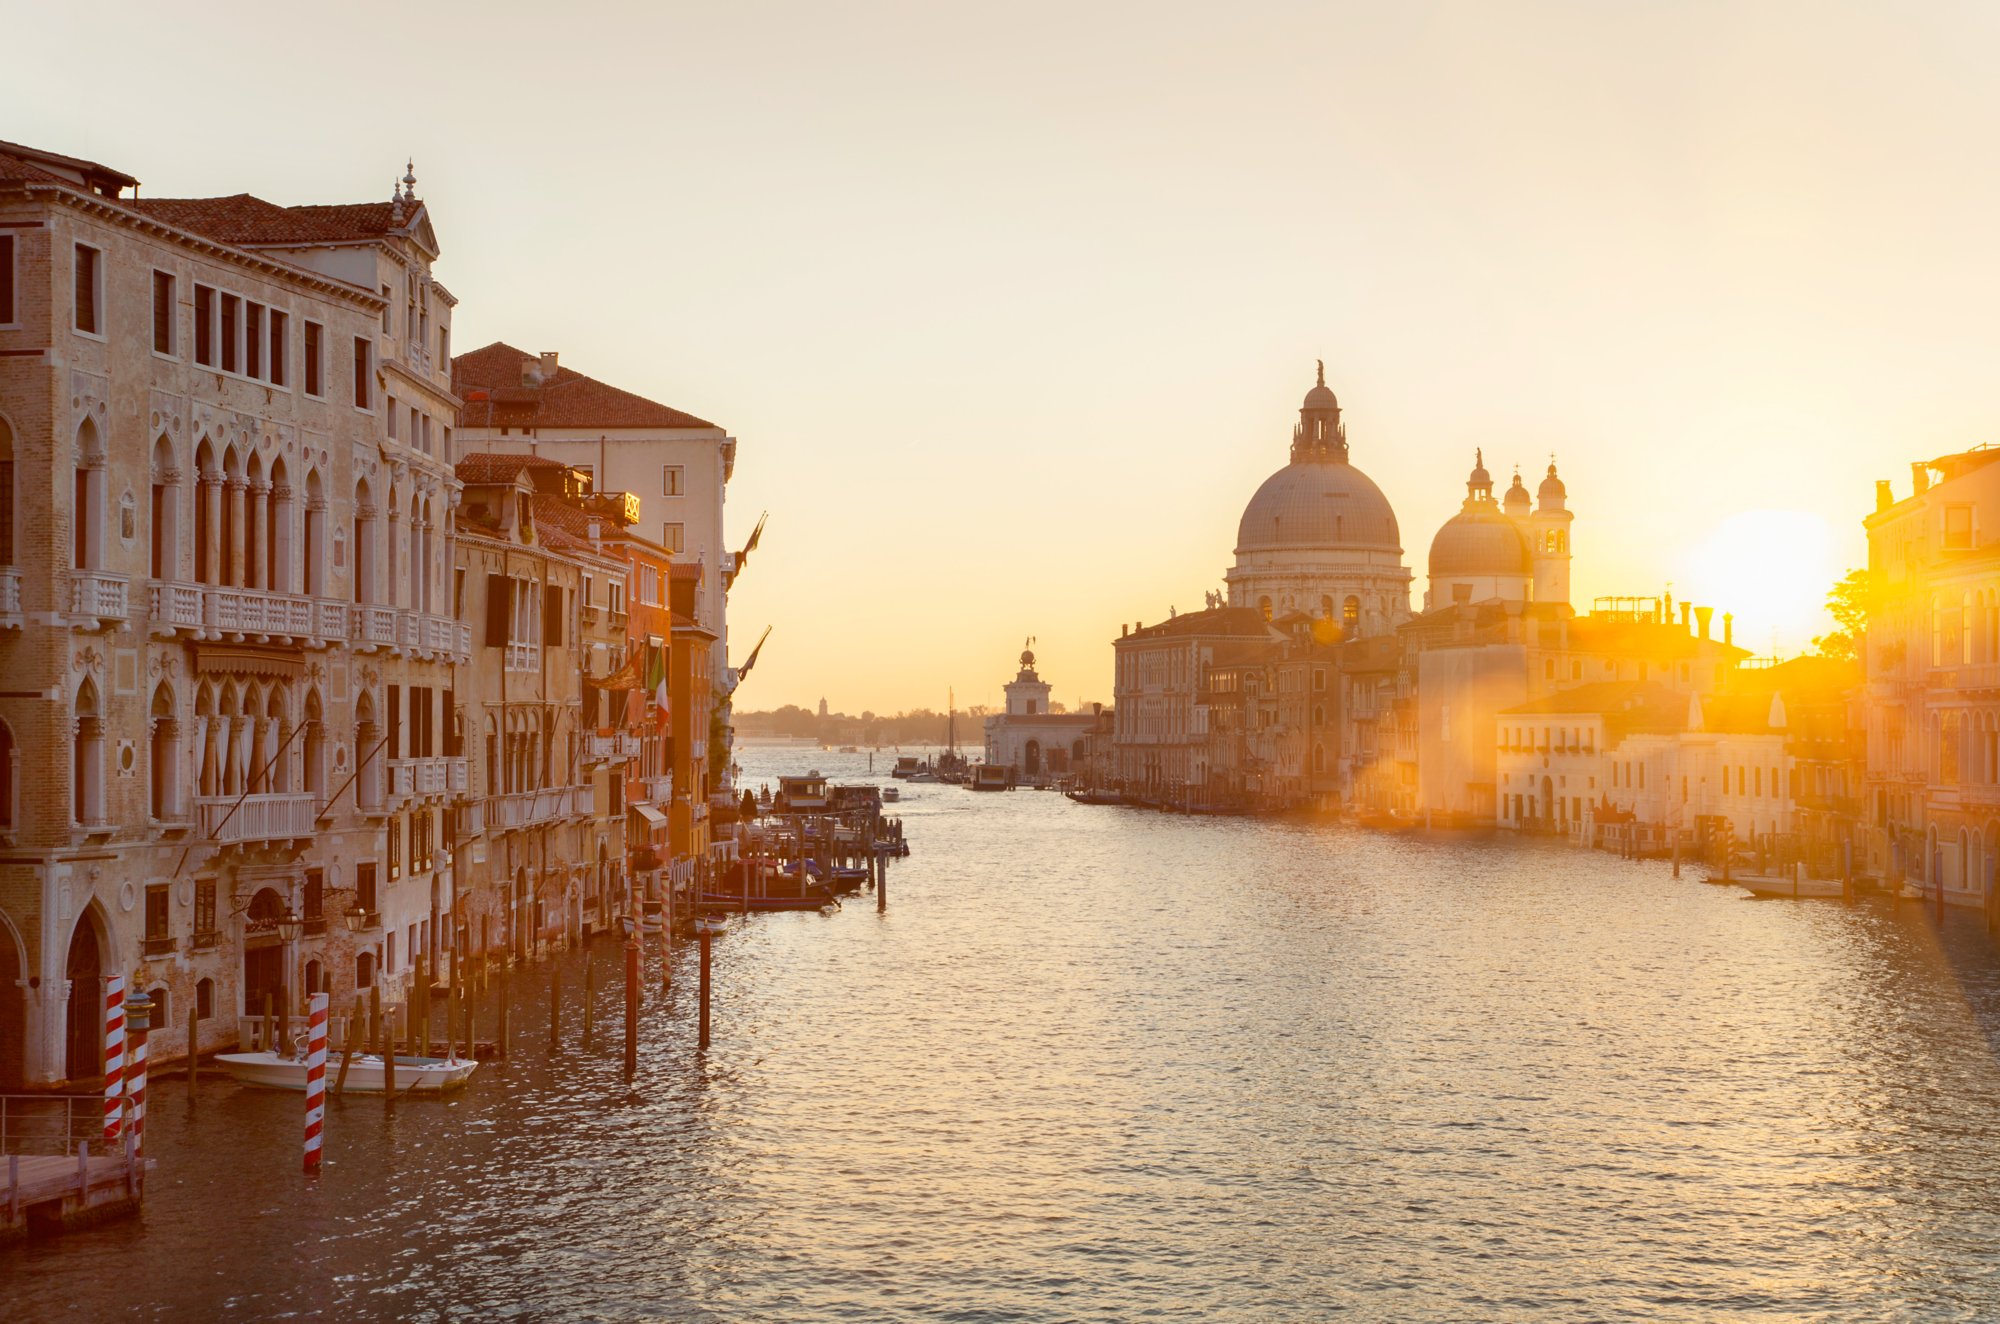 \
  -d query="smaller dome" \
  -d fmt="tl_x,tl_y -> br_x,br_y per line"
1539,461 -> 1566,501
1429,506 -> 1532,578
1303,358 -> 1338,410
1467,447 -> 1491,491
1503,470 -> 1531,510
1020,647 -> 1036,669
